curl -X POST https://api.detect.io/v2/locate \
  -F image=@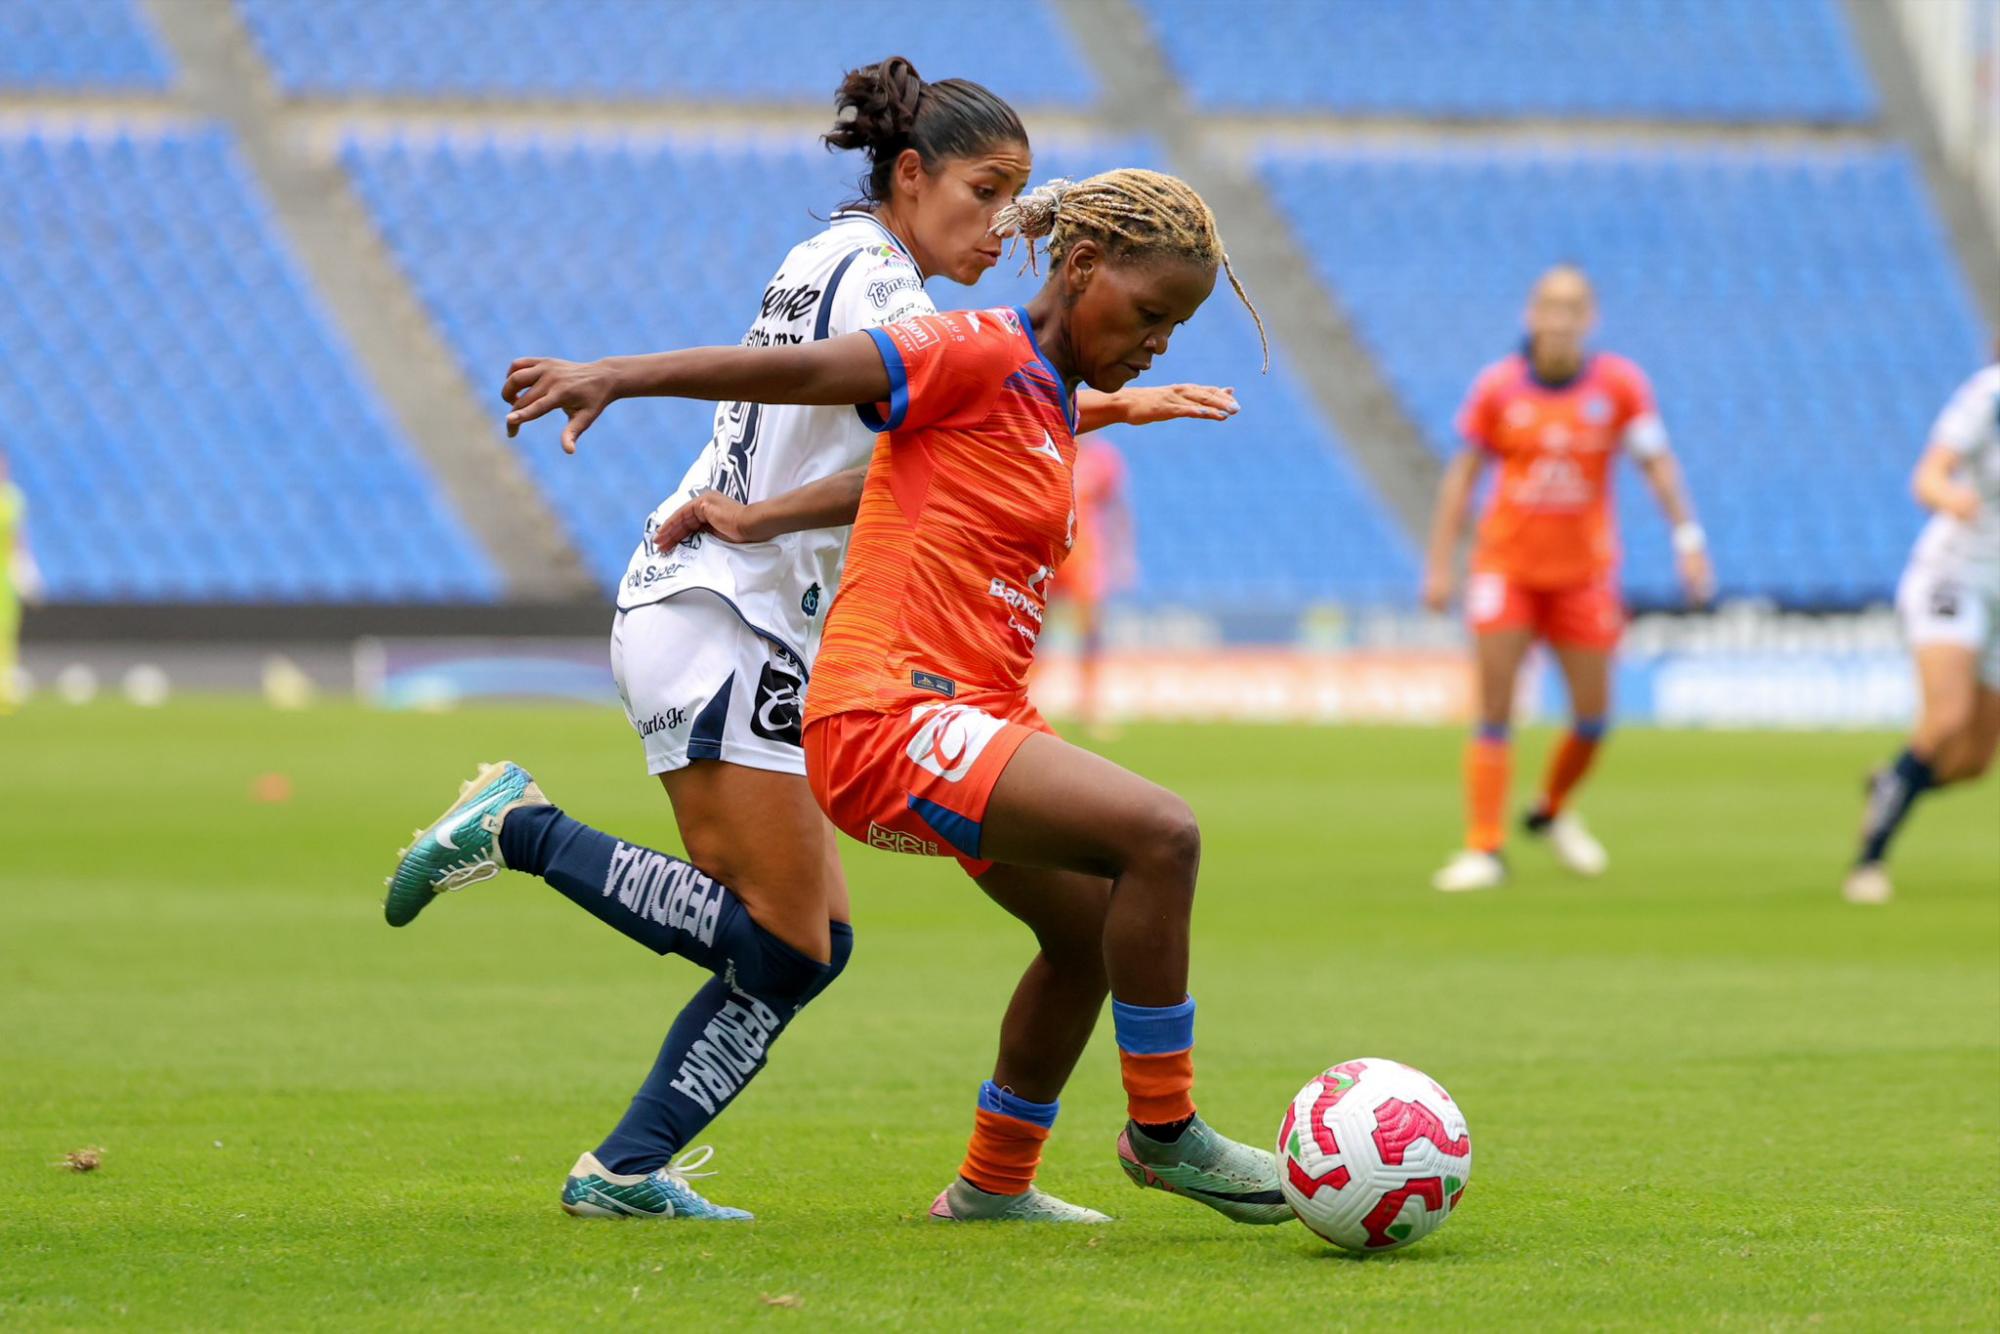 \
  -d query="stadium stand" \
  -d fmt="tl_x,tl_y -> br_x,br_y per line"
1260,144 -> 1990,607
235,0 -> 1096,106
1137,0 -> 1876,122
1,127 -> 499,601
343,134 -> 1416,607
0,0 -> 174,91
